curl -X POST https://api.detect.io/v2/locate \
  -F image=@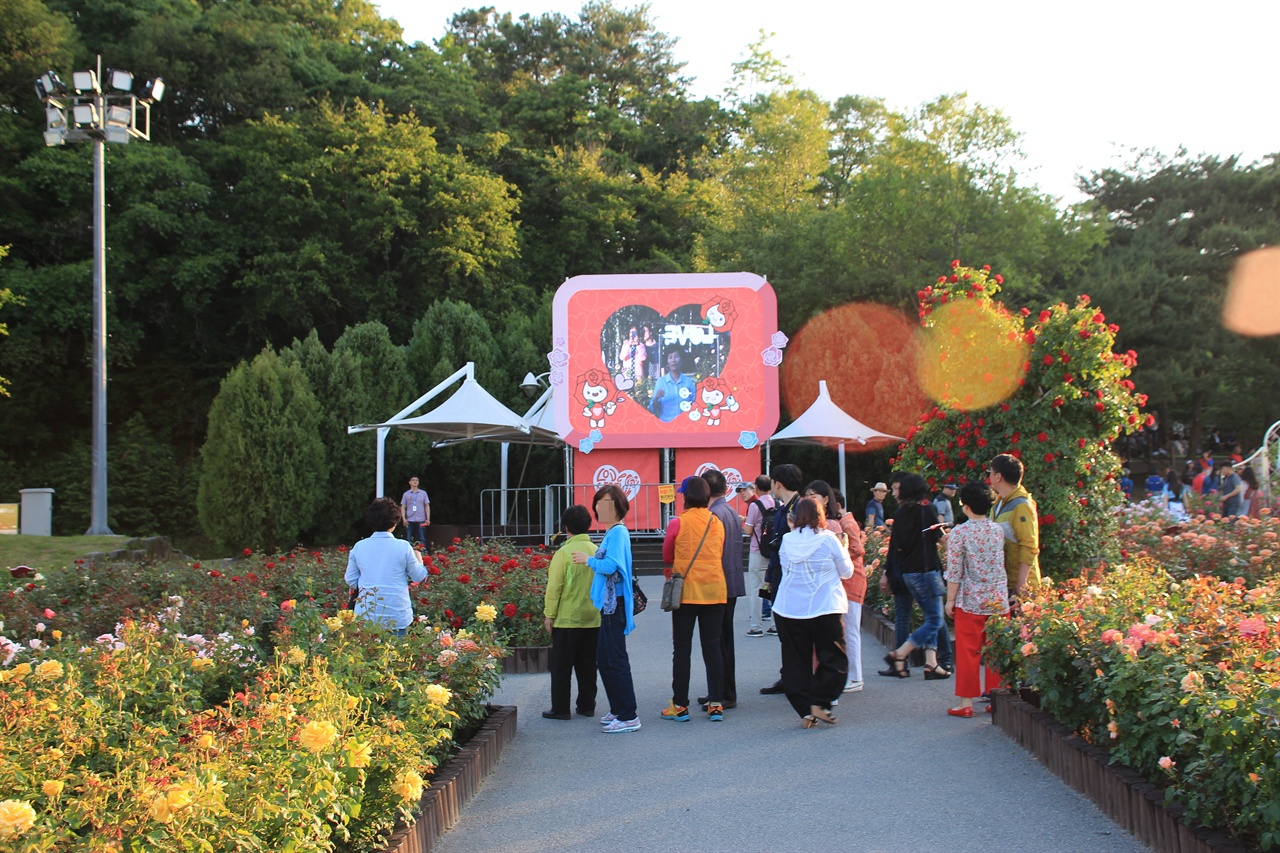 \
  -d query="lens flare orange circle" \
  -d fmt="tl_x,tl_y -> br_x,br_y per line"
781,303 -> 927,440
